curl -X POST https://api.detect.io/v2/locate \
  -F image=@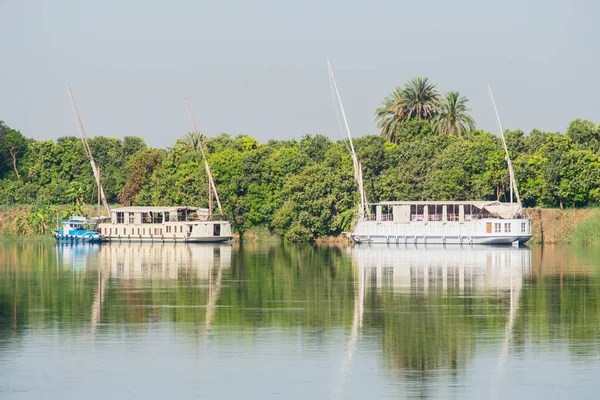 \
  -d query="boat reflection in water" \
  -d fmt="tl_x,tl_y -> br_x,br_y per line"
57,243 -> 233,334
334,245 -> 532,399
97,243 -> 232,280
349,245 -> 532,293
